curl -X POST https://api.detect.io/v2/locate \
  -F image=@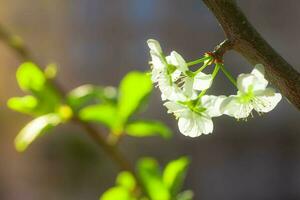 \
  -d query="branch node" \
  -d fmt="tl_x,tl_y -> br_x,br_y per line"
212,39 -> 234,62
